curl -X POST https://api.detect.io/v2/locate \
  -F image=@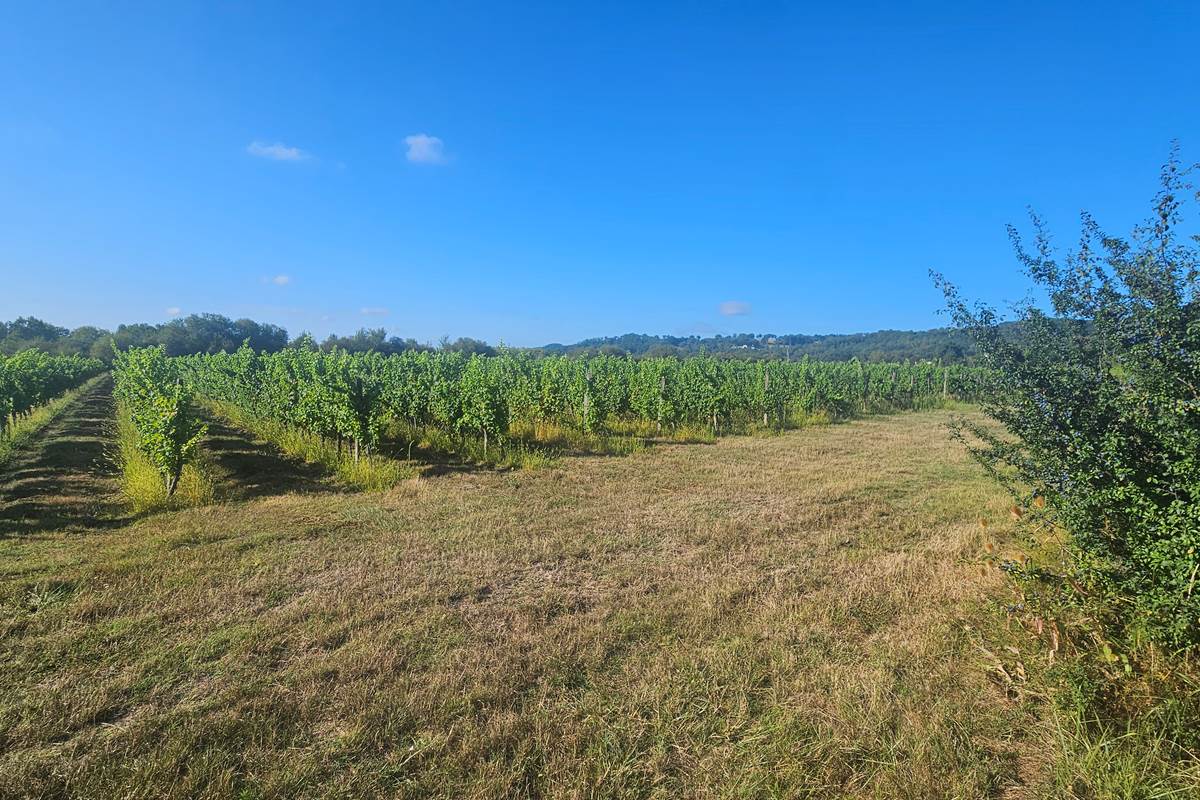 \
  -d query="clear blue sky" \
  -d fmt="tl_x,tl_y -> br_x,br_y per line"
2,1 -> 1197,346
